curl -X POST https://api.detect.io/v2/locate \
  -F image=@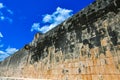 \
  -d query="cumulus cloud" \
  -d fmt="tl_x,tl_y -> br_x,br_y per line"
0,2 -> 13,23
0,50 -> 9,61
0,32 -> 3,38
0,47 -> 18,61
31,7 -> 73,33
5,47 -> 18,55
0,32 -> 3,46
7,9 -> 13,15
31,23 -> 41,32
43,14 -> 52,23
0,32 -> 18,61
0,32 -> 3,48
0,16 -> 5,21
0,3 -> 4,9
